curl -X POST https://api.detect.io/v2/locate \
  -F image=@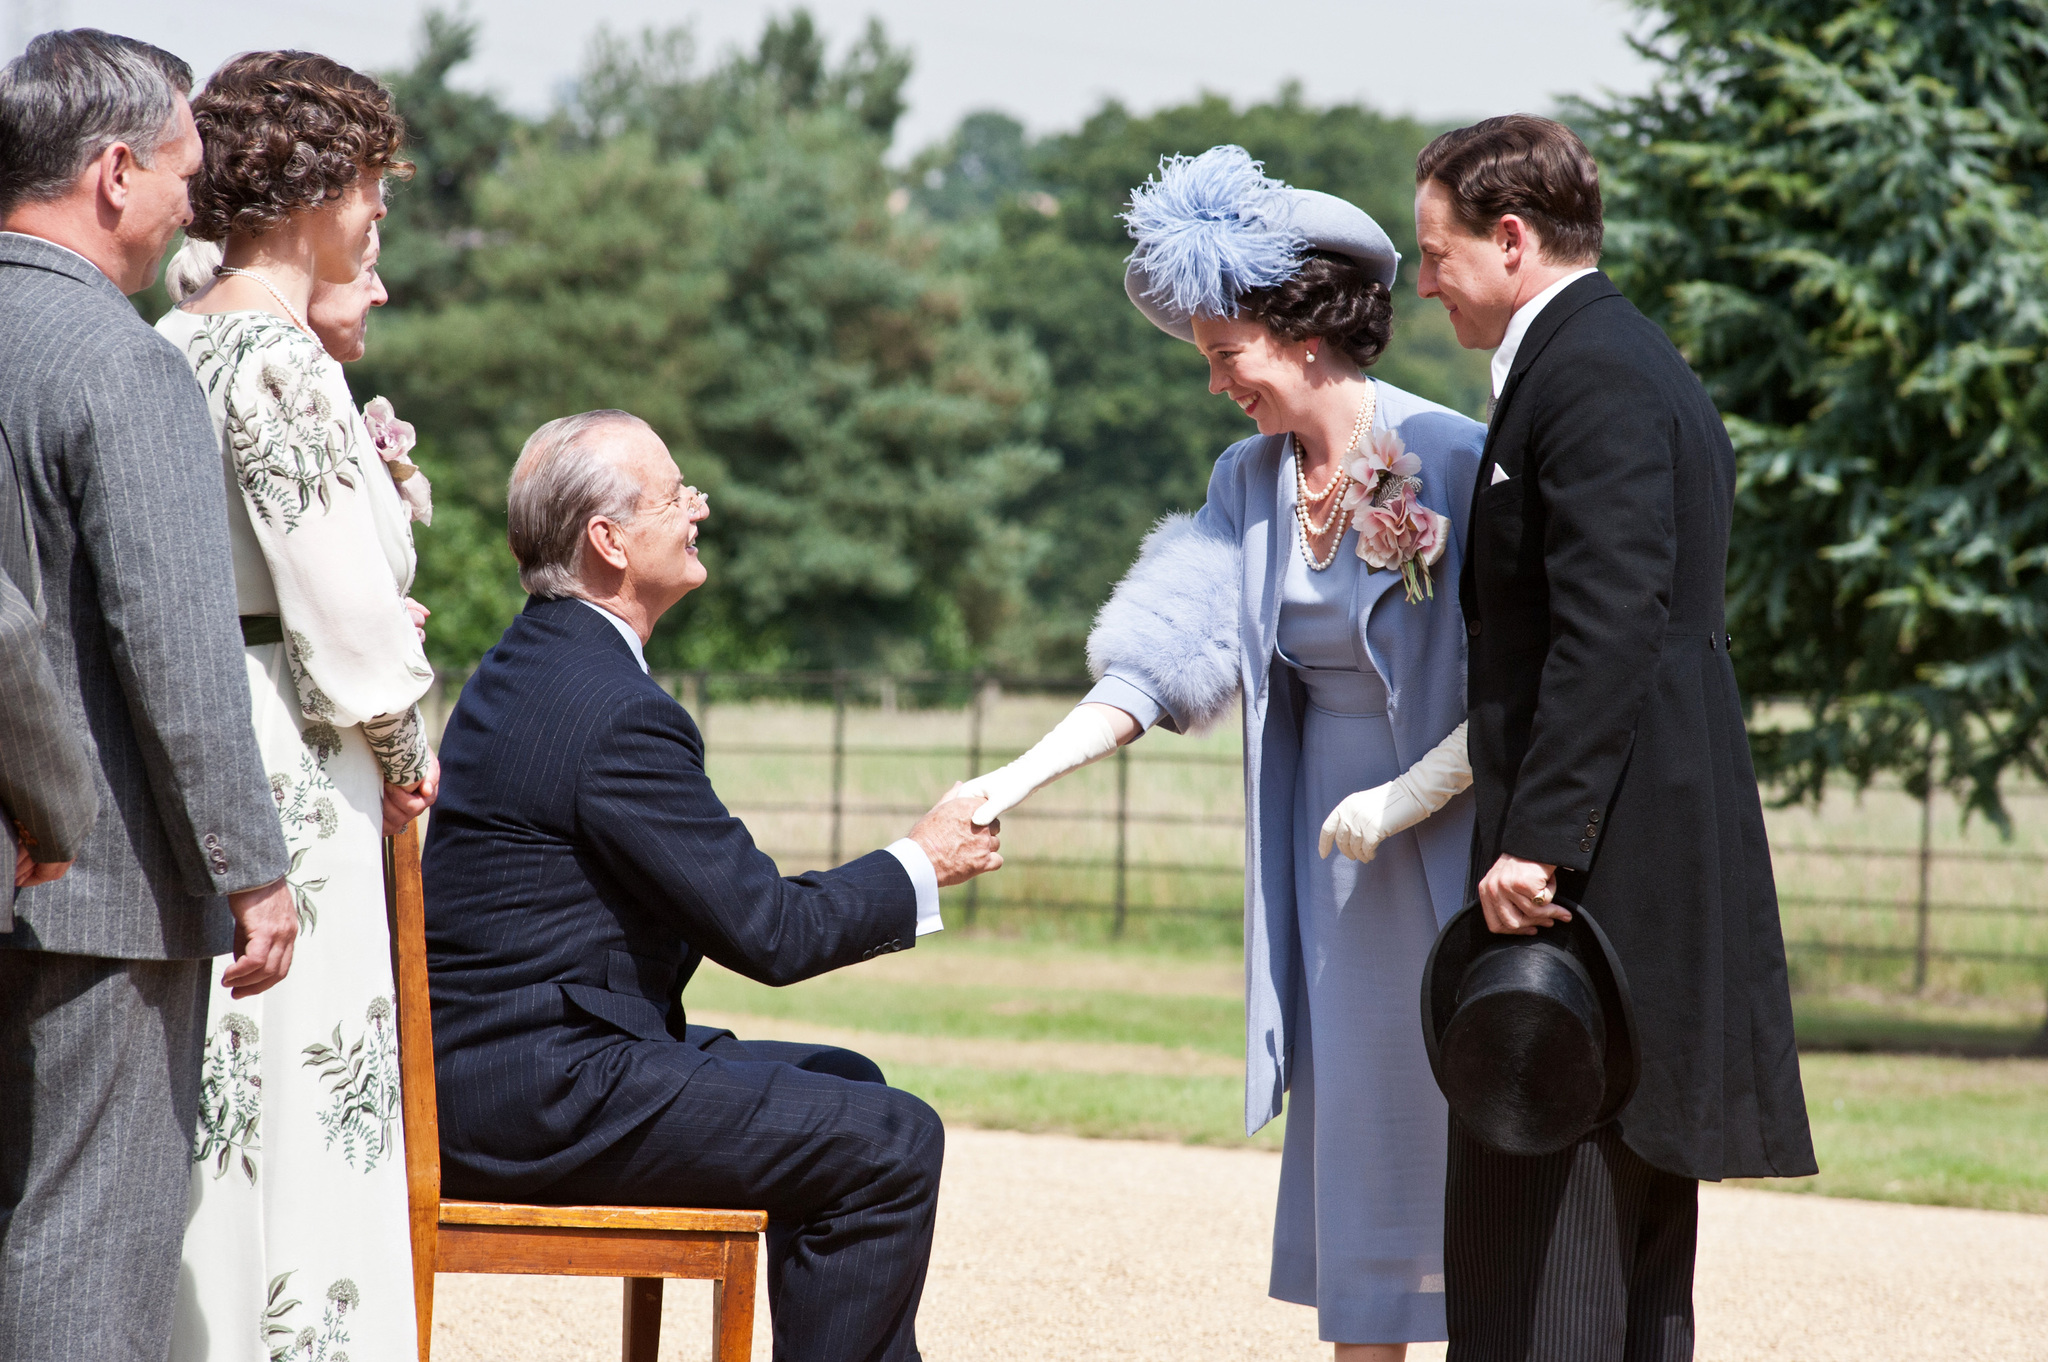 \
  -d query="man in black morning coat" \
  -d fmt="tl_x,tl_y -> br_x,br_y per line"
1414,117 -> 1815,1360
422,410 -> 1002,1362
